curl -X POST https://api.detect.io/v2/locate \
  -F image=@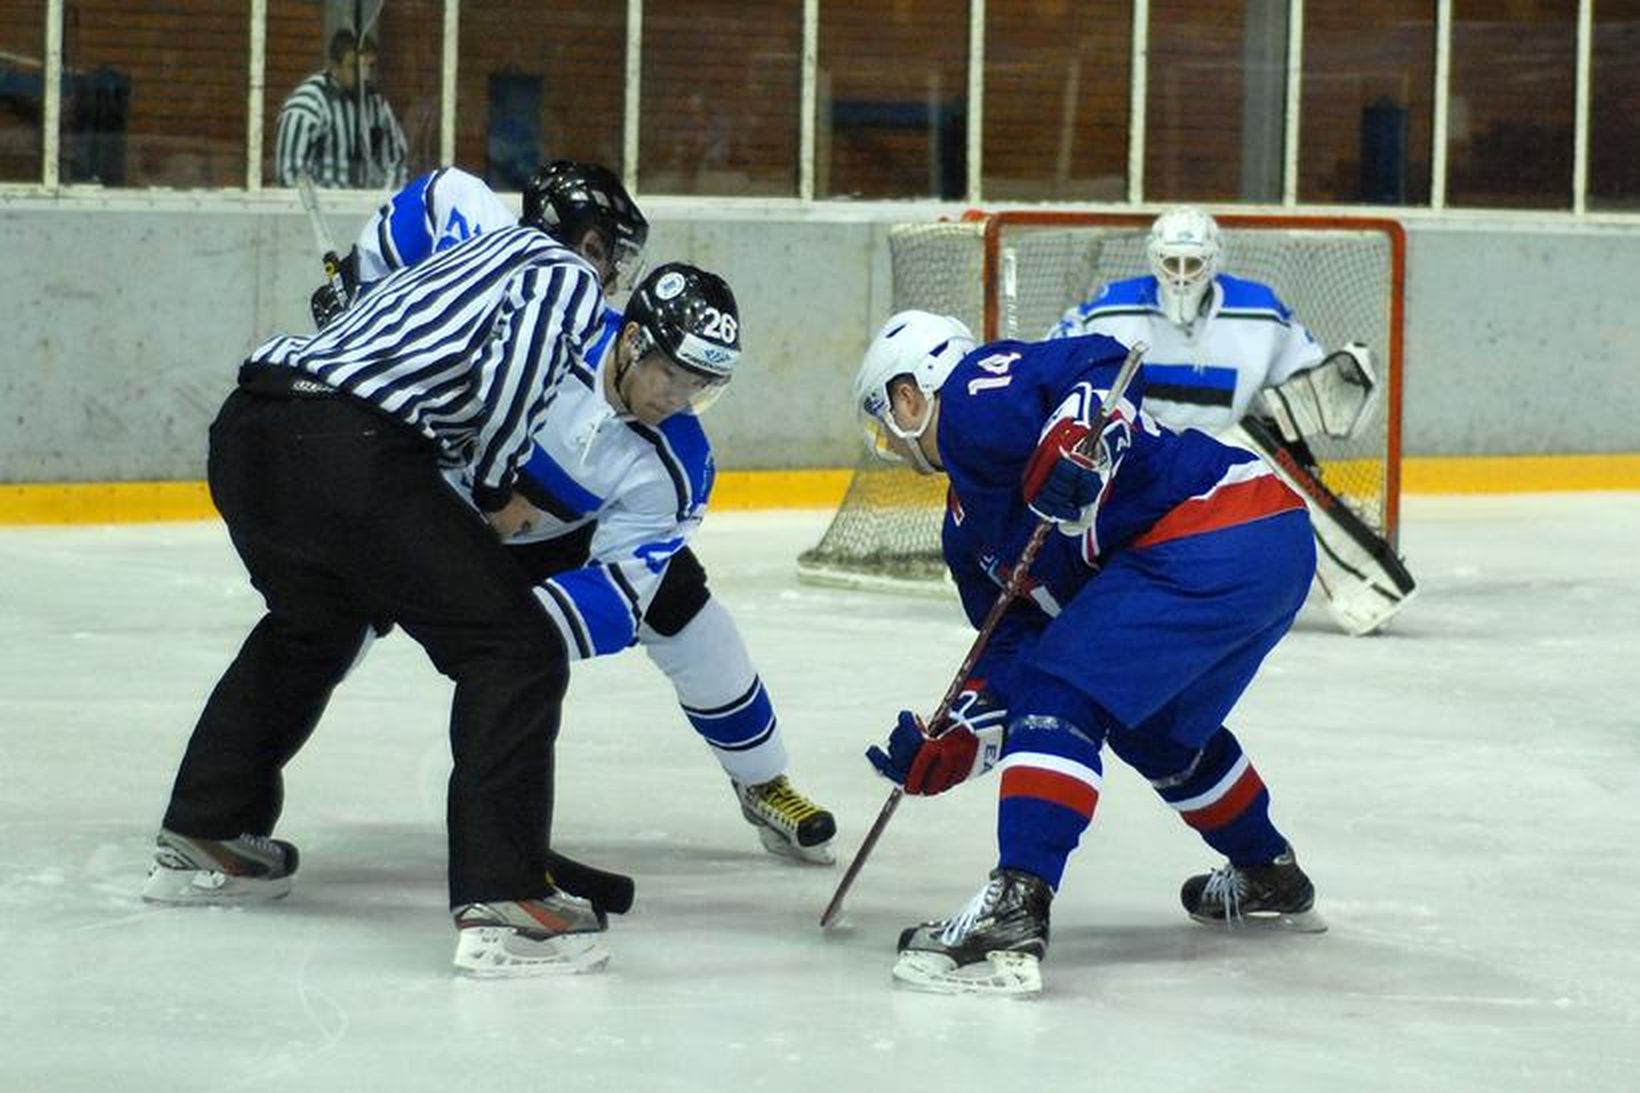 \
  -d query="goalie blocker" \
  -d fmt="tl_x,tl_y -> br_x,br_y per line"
1234,414 -> 1416,636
